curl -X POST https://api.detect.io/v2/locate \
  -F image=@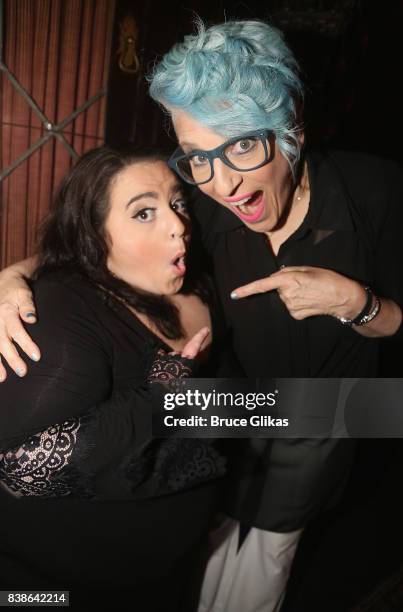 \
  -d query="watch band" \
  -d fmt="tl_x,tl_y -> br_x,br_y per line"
337,286 -> 381,326
353,295 -> 381,326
